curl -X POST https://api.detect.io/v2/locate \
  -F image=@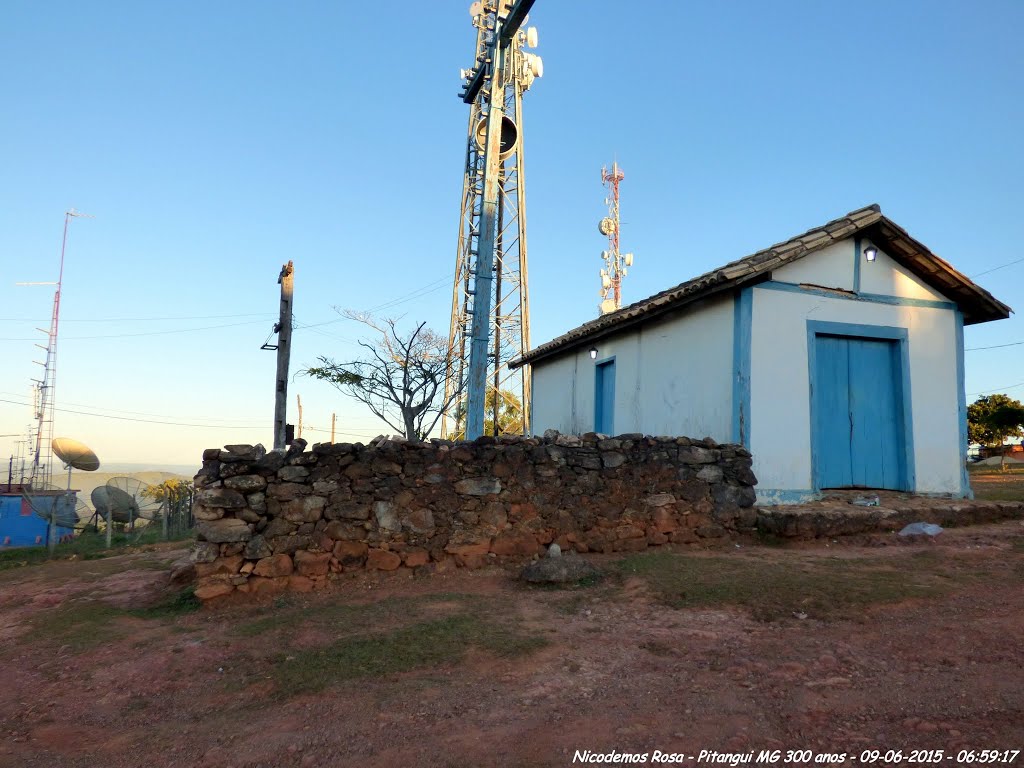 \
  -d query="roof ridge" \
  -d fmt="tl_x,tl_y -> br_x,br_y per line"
513,204 -> 1008,369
